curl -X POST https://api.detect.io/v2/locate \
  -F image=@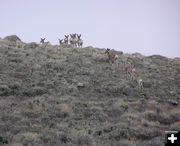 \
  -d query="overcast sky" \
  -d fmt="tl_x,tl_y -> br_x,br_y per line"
0,0 -> 180,58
